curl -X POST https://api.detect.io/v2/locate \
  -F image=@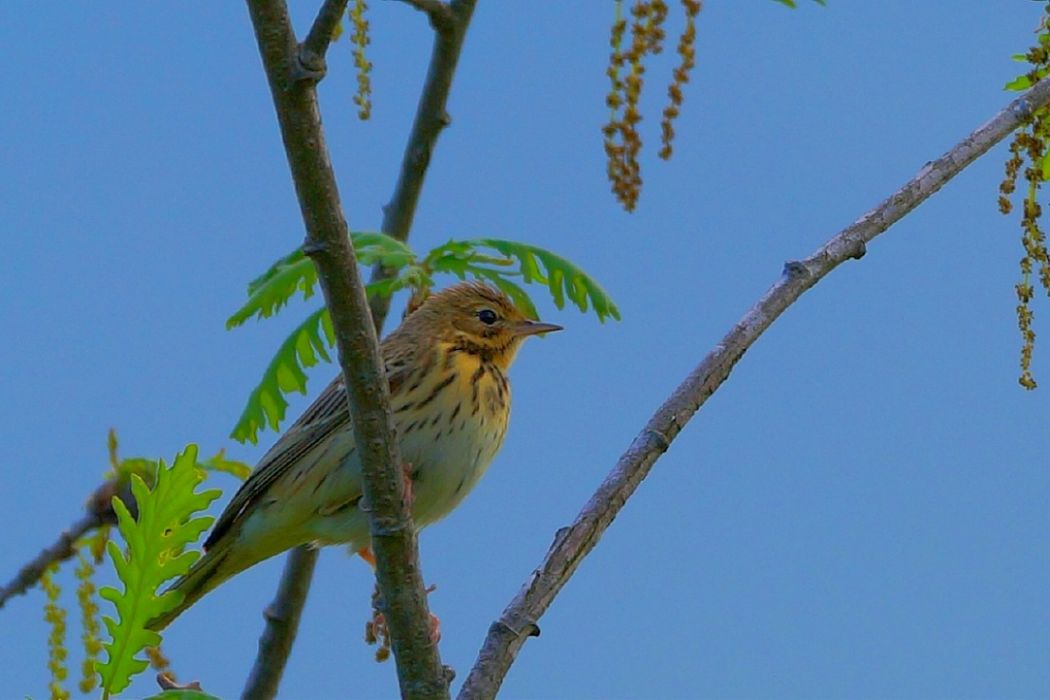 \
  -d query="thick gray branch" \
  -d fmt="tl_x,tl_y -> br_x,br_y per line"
457,80 -> 1050,700
243,1 -> 449,698
248,0 -> 478,695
